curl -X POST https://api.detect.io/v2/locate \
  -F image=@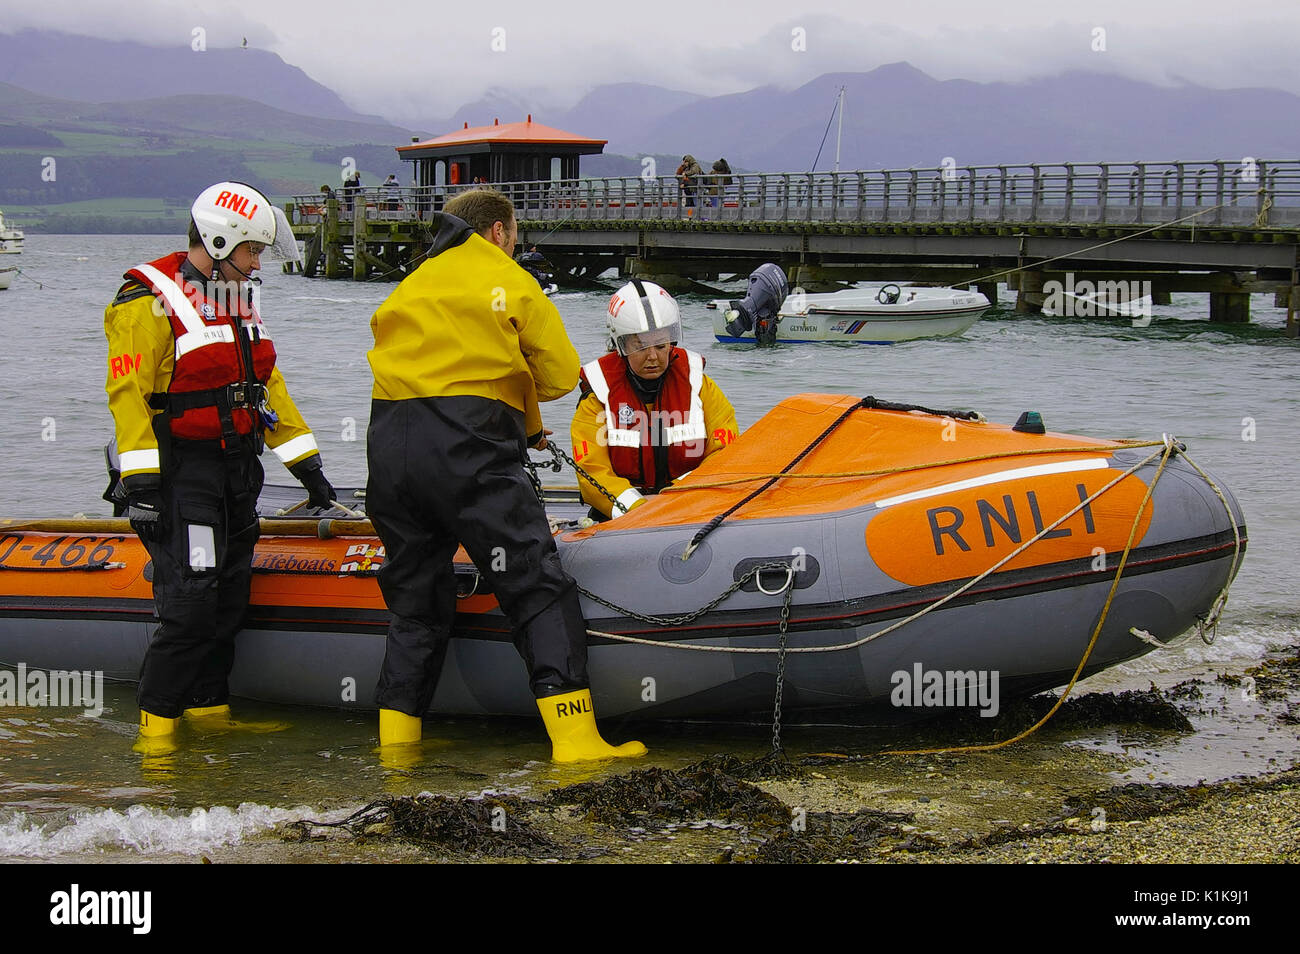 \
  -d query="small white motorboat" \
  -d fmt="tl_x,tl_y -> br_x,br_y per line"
711,284 -> 990,343
0,267 -> 15,291
0,209 -> 24,255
